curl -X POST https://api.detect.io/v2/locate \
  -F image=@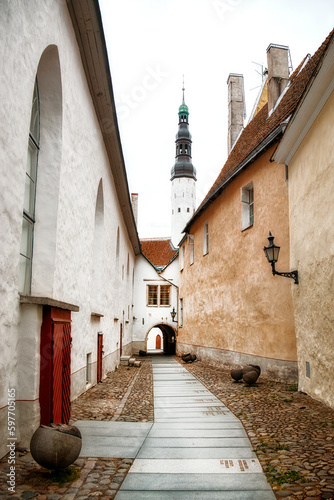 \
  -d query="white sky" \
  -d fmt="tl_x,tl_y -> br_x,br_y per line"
99,0 -> 333,239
